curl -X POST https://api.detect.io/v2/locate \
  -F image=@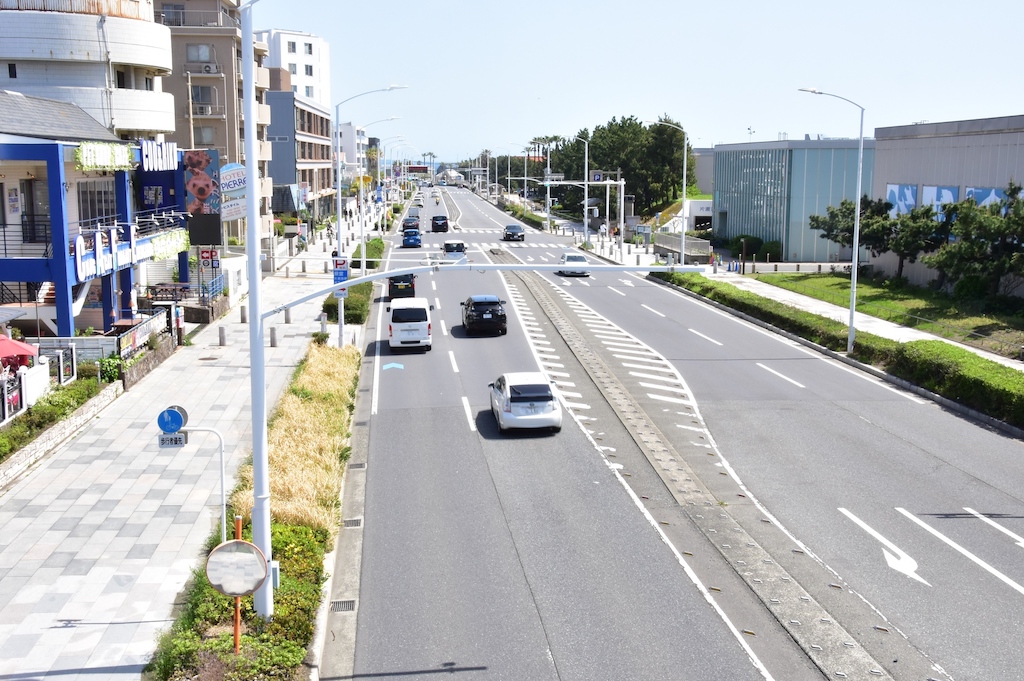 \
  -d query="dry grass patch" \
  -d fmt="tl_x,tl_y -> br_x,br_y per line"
232,343 -> 360,538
